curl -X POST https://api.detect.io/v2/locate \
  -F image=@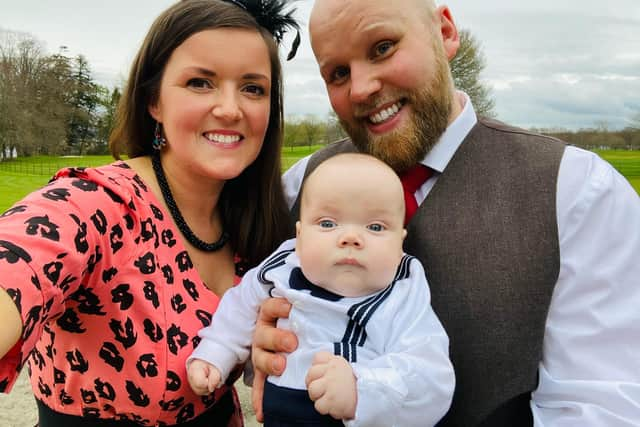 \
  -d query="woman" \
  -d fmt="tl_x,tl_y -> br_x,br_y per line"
0,0 -> 297,425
